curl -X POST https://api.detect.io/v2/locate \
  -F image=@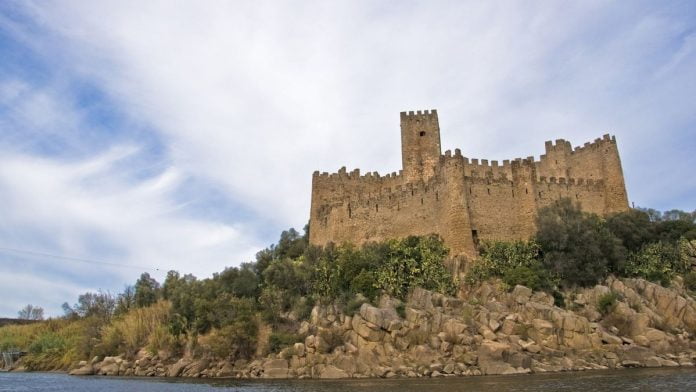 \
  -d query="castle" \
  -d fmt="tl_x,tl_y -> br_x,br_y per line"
309,110 -> 629,259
